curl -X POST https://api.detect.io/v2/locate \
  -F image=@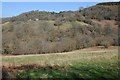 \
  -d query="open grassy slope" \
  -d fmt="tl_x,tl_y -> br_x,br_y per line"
2,46 -> 118,67
2,46 -> 119,79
